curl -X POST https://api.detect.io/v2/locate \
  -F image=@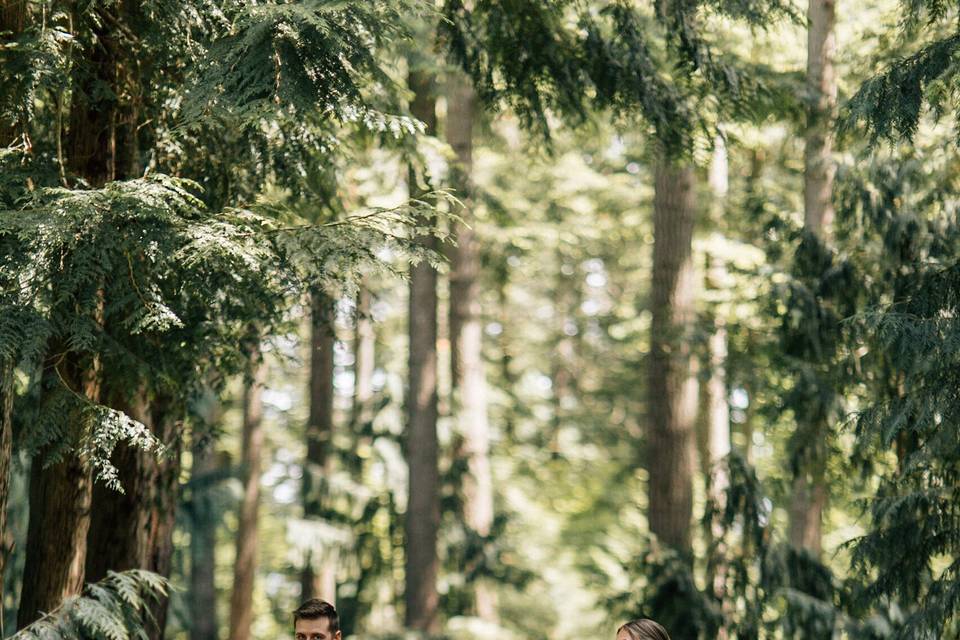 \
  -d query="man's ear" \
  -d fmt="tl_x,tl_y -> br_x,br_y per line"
334,632 -> 342,640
